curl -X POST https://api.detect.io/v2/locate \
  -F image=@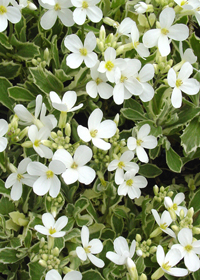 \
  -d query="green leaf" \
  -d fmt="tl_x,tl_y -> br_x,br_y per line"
0,77 -> 14,111
166,147 -> 183,173
0,61 -> 21,79
0,197 -> 15,215
15,15 -> 26,42
10,35 -> 40,60
121,108 -> 148,121
82,269 -> 105,280
0,248 -> 26,264
111,0 -> 125,8
0,33 -> 12,49
29,66 -> 63,94
189,189 -> 200,214
181,117 -> 200,155
8,86 -> 35,101
139,164 -> 162,178
0,179 -> 10,196
136,256 -> 145,274
190,33 -> 200,63
10,237 -> 22,248
51,35 -> 60,69
124,99 -> 144,114
28,261 -> 46,280
111,214 -> 123,235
